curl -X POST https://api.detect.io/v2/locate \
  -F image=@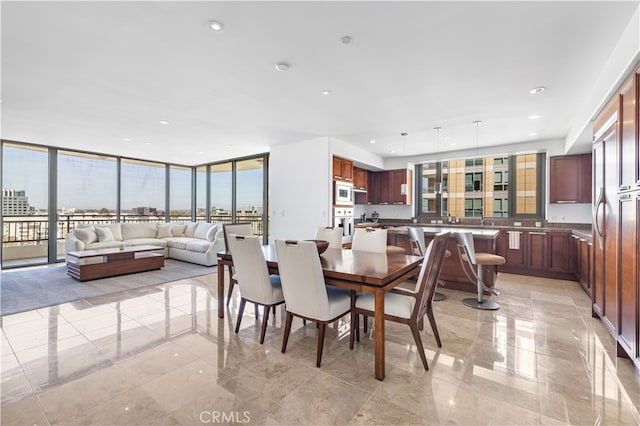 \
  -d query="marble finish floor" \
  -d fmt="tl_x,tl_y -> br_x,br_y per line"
1,272 -> 639,425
